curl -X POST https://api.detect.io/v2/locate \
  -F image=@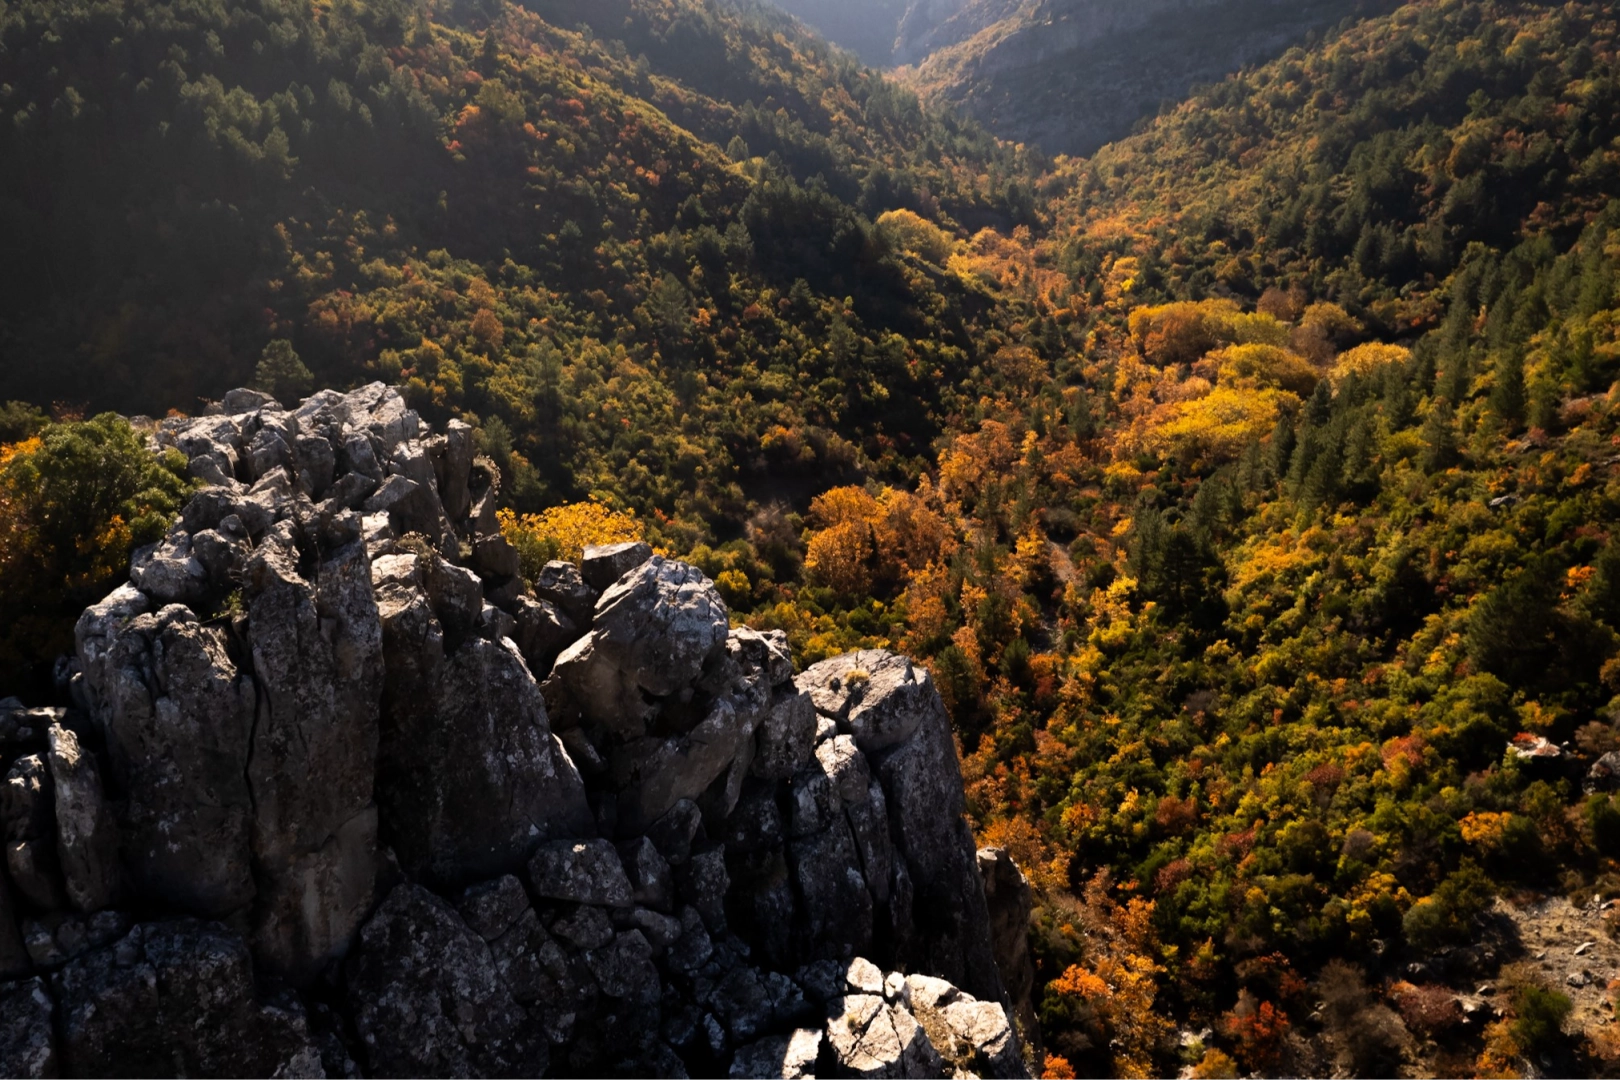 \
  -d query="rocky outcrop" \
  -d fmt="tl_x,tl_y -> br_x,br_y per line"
0,385 -> 1032,1079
